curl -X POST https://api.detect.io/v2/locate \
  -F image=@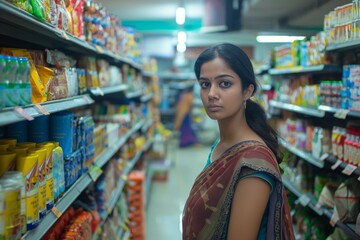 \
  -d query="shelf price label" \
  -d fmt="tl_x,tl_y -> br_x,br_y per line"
319,153 -> 329,162
330,210 -> 339,227
341,164 -> 357,176
331,159 -> 342,170
51,206 -> 62,218
298,195 -> 311,207
334,109 -> 349,119
89,164 -> 103,182
34,103 -> 50,115
14,107 -> 34,121
96,87 -> 104,96
82,95 -> 93,104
